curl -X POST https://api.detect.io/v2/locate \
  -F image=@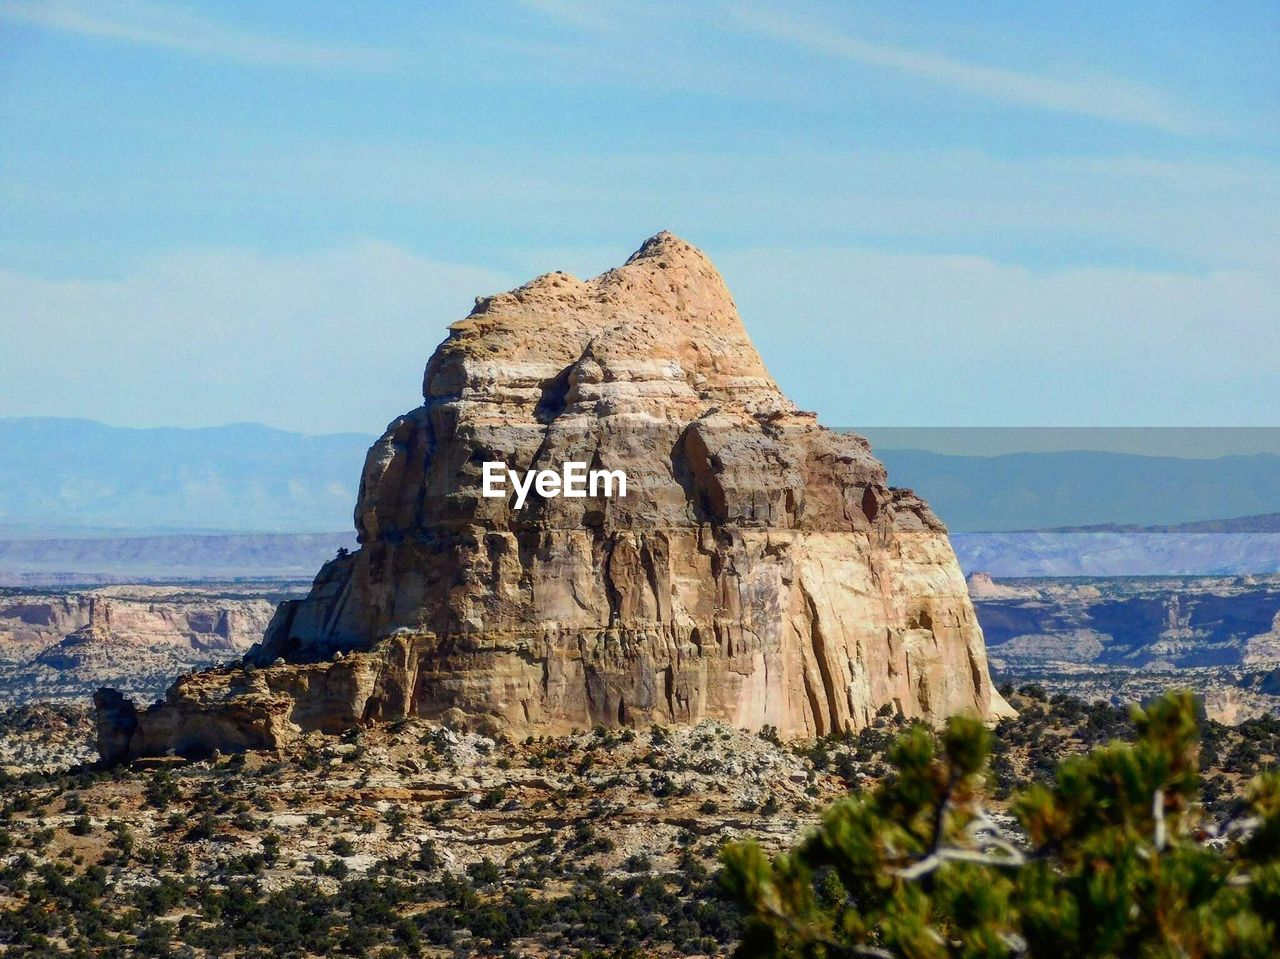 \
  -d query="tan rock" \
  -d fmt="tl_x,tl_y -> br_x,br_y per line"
1,586 -> 275,708
966,571 -> 1024,601
0,587 -> 274,660
96,232 -> 1012,762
